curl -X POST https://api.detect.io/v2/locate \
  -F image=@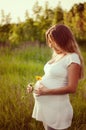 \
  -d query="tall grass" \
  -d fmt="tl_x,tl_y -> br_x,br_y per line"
0,45 -> 86,130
